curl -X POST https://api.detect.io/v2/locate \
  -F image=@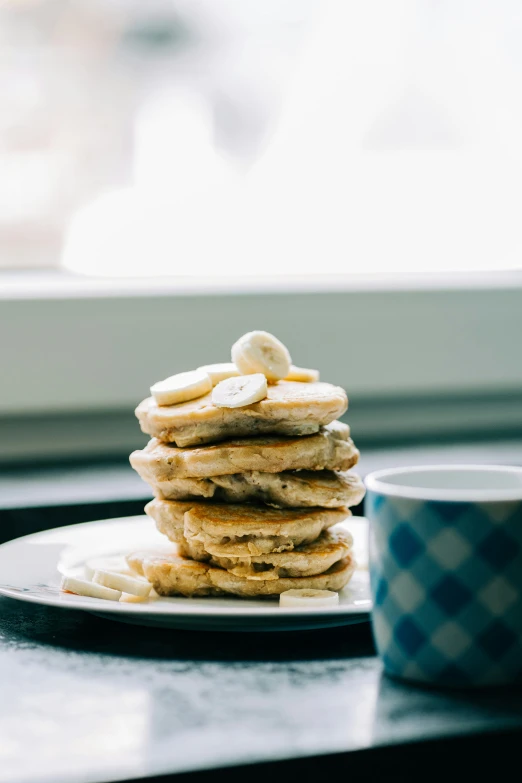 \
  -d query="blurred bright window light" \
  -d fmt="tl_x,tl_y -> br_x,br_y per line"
62,89 -> 243,277
63,0 -> 522,277
242,0 -> 522,275
5,0 -> 522,278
